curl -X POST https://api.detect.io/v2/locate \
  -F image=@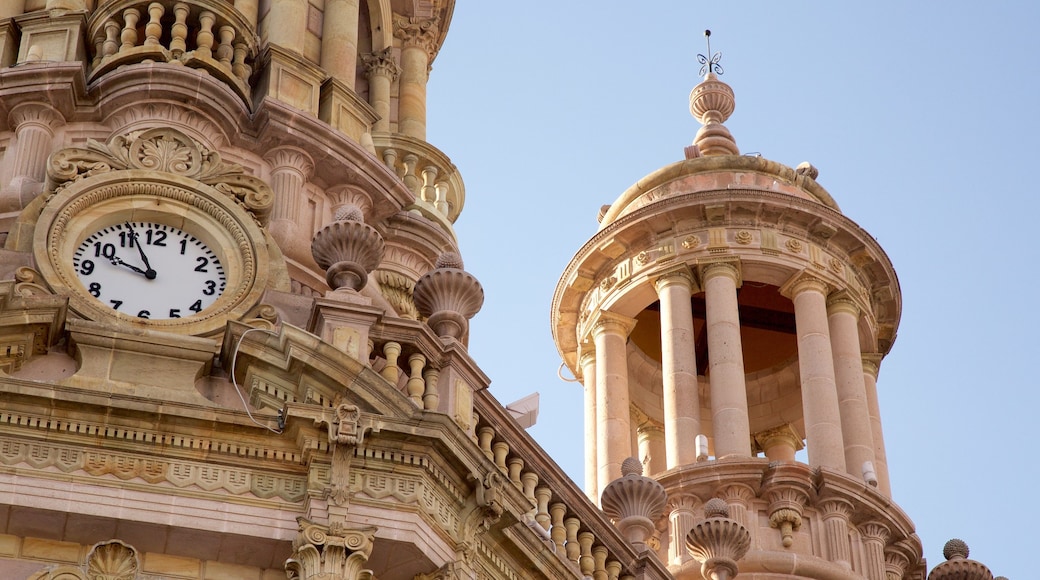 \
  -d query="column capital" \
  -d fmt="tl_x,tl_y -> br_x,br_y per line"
264,146 -> 314,178
8,102 -> 64,131
652,265 -> 698,294
859,520 -> 891,543
862,353 -> 883,378
362,47 -> 400,81
589,310 -> 638,339
752,423 -> 804,453
779,270 -> 830,299
826,290 -> 860,317
817,496 -> 855,519
393,15 -> 439,56
697,256 -> 741,286
577,347 -> 596,371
